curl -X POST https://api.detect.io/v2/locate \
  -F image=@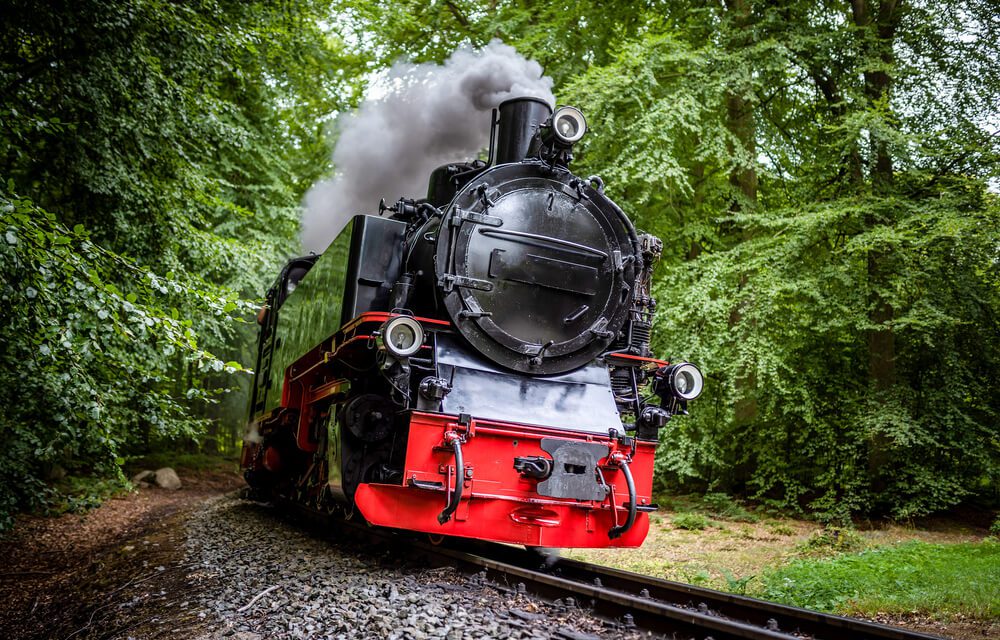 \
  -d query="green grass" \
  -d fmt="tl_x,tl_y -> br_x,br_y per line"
657,492 -> 762,525
757,540 -> 1000,618
766,521 -> 795,536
